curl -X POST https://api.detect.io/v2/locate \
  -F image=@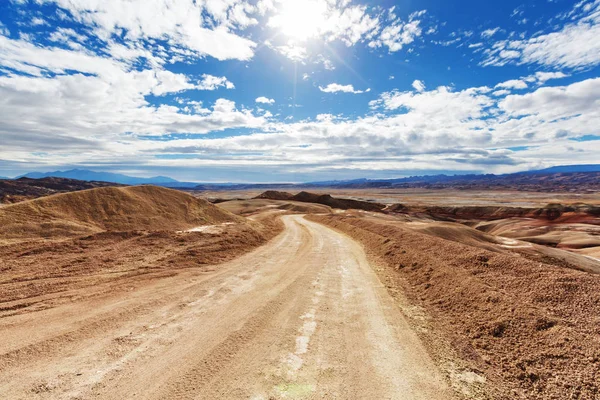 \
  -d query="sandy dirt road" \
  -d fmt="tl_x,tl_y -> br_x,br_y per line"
0,215 -> 453,399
